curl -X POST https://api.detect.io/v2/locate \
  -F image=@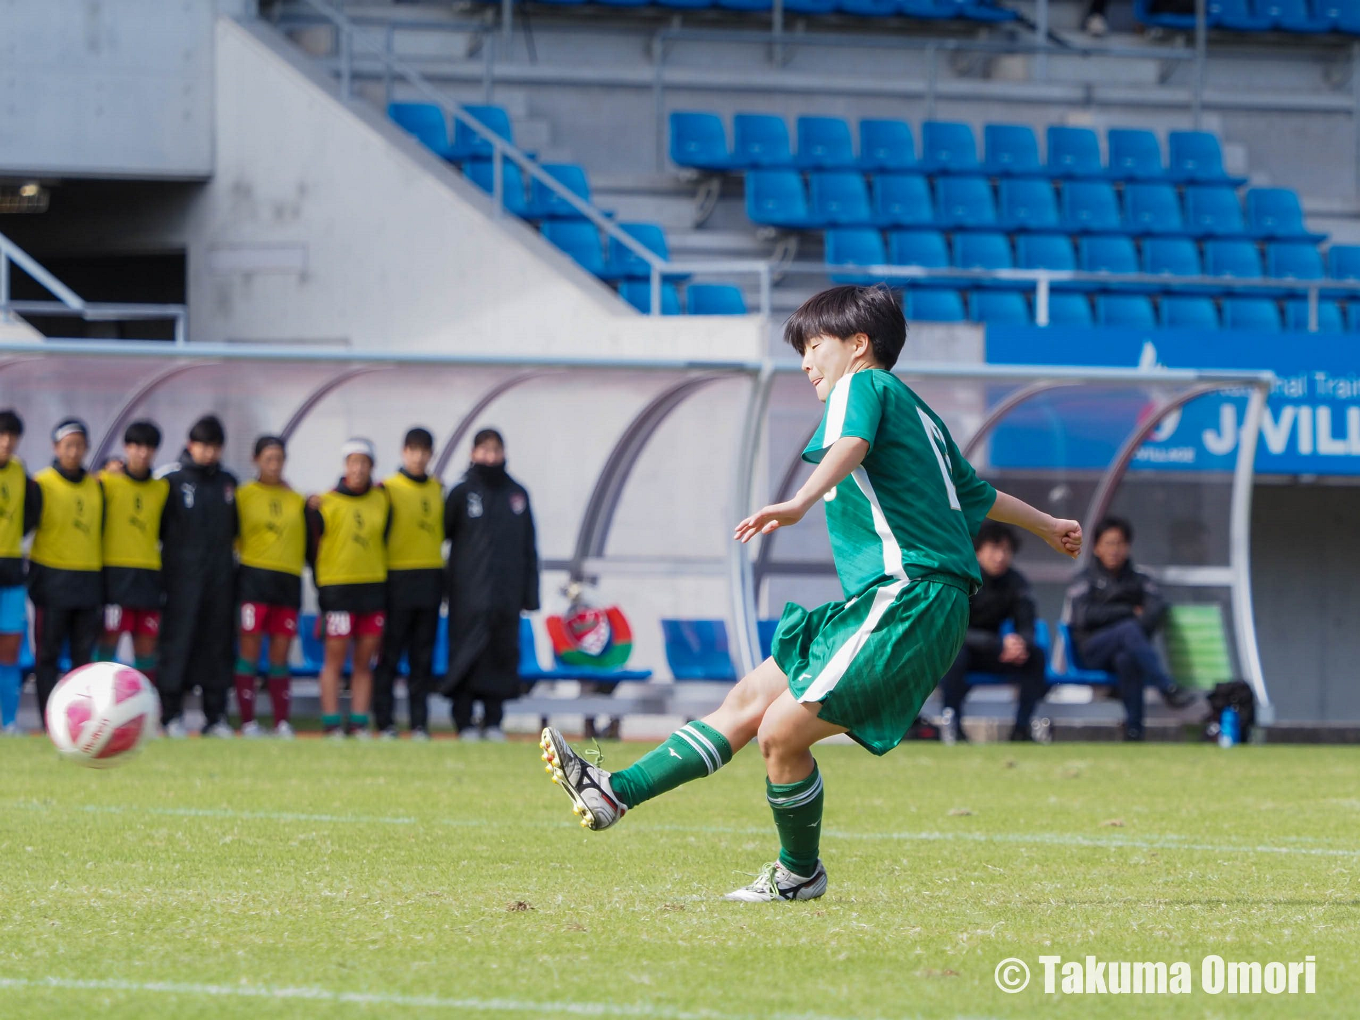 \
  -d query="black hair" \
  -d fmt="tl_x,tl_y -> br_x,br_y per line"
404,427 -> 435,451
974,520 -> 1020,553
254,434 -> 285,458
0,410 -> 22,437
1094,516 -> 1133,544
123,420 -> 162,449
783,284 -> 906,370
188,415 -> 225,446
473,428 -> 504,449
